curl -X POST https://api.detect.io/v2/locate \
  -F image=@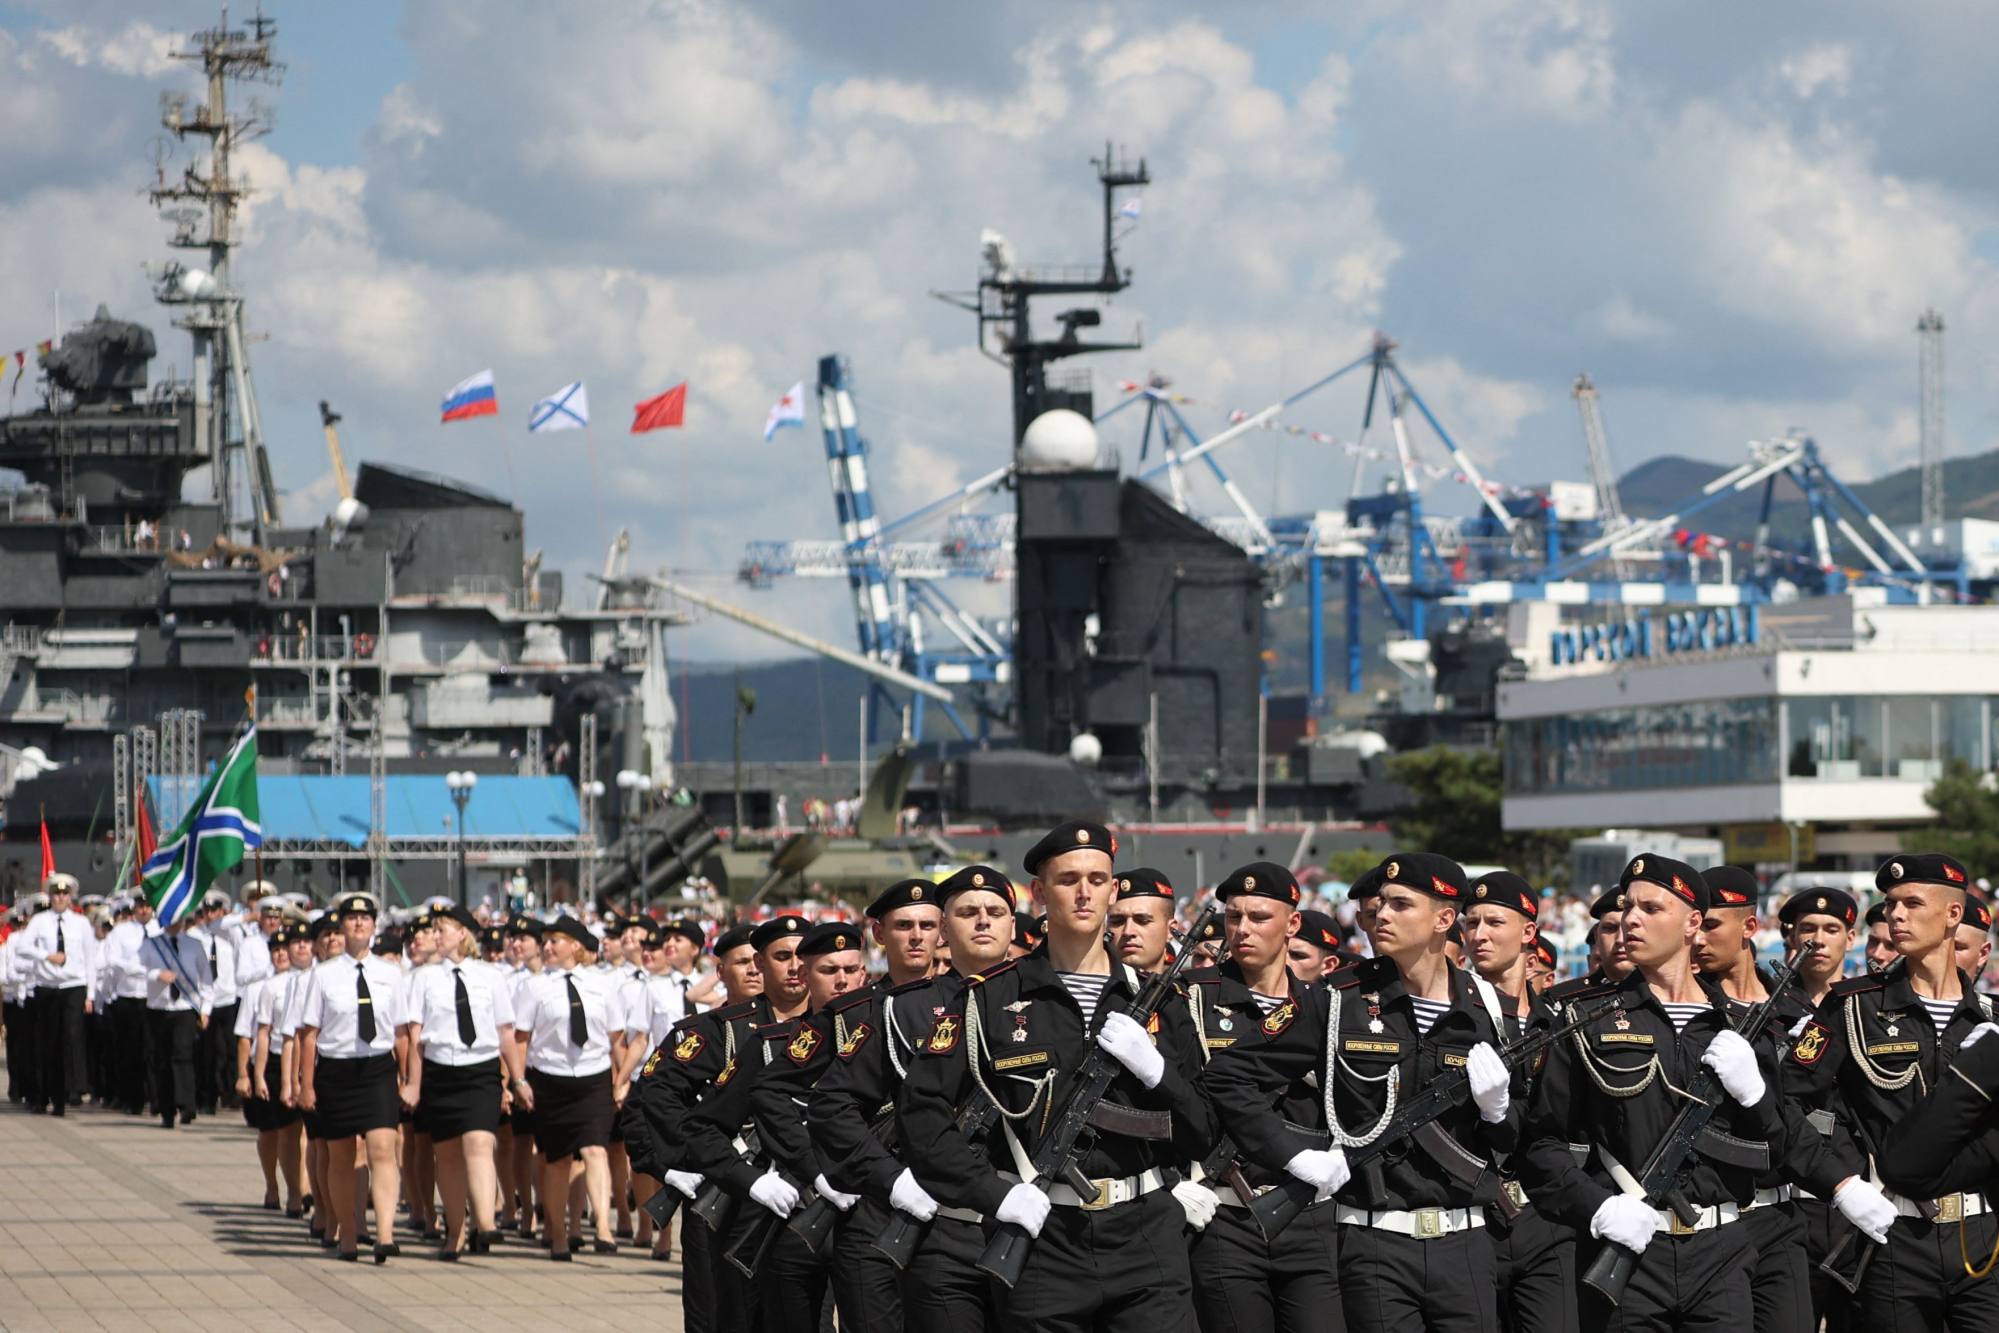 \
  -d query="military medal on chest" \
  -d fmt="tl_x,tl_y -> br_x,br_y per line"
1005,998 -> 1033,1044
1364,992 -> 1385,1035
1882,1011 -> 1901,1038
1613,1005 -> 1632,1032
1217,1014 -> 1234,1032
